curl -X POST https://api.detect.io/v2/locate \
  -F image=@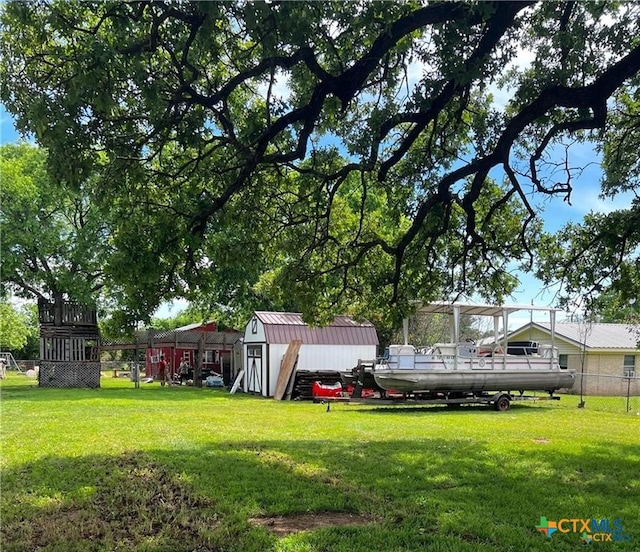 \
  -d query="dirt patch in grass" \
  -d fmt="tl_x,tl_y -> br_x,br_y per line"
533,438 -> 550,444
249,512 -> 375,536
1,453 -> 218,552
